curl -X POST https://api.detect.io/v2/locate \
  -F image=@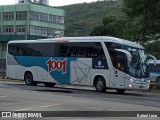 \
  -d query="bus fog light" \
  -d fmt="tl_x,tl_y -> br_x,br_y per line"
129,84 -> 132,88
130,79 -> 133,82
